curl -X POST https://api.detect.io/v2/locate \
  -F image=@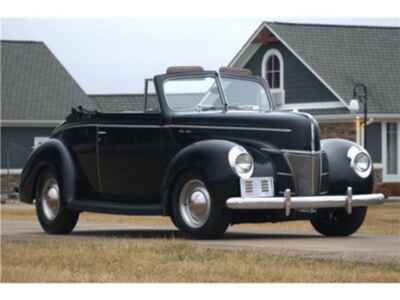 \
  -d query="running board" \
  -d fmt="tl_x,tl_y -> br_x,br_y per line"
69,200 -> 162,215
